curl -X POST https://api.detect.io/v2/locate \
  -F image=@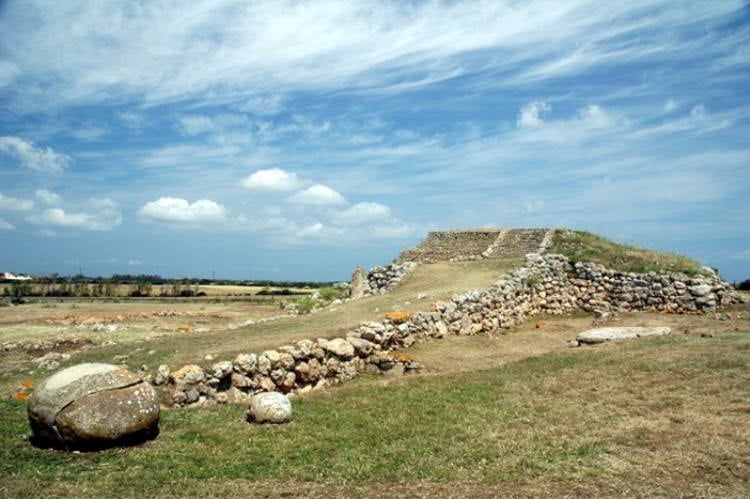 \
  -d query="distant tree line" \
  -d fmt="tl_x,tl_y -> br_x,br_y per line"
1,273 -> 338,288
736,279 -> 750,291
1,273 -> 339,301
